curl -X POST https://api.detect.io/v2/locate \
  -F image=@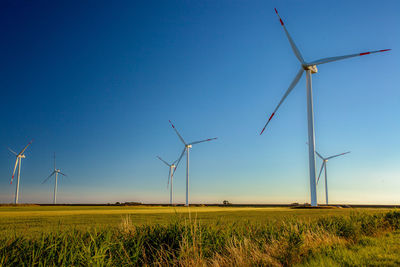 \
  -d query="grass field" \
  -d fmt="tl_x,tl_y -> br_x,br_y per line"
1,206 -> 399,266
0,205 -> 392,237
